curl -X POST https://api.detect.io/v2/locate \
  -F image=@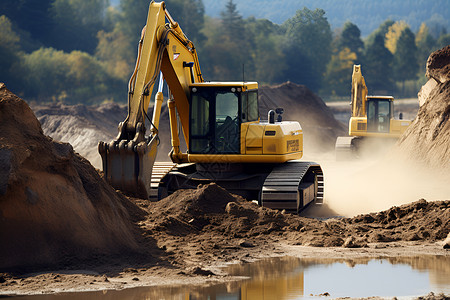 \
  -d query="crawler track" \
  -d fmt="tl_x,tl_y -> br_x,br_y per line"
149,162 -> 176,200
261,162 -> 323,213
